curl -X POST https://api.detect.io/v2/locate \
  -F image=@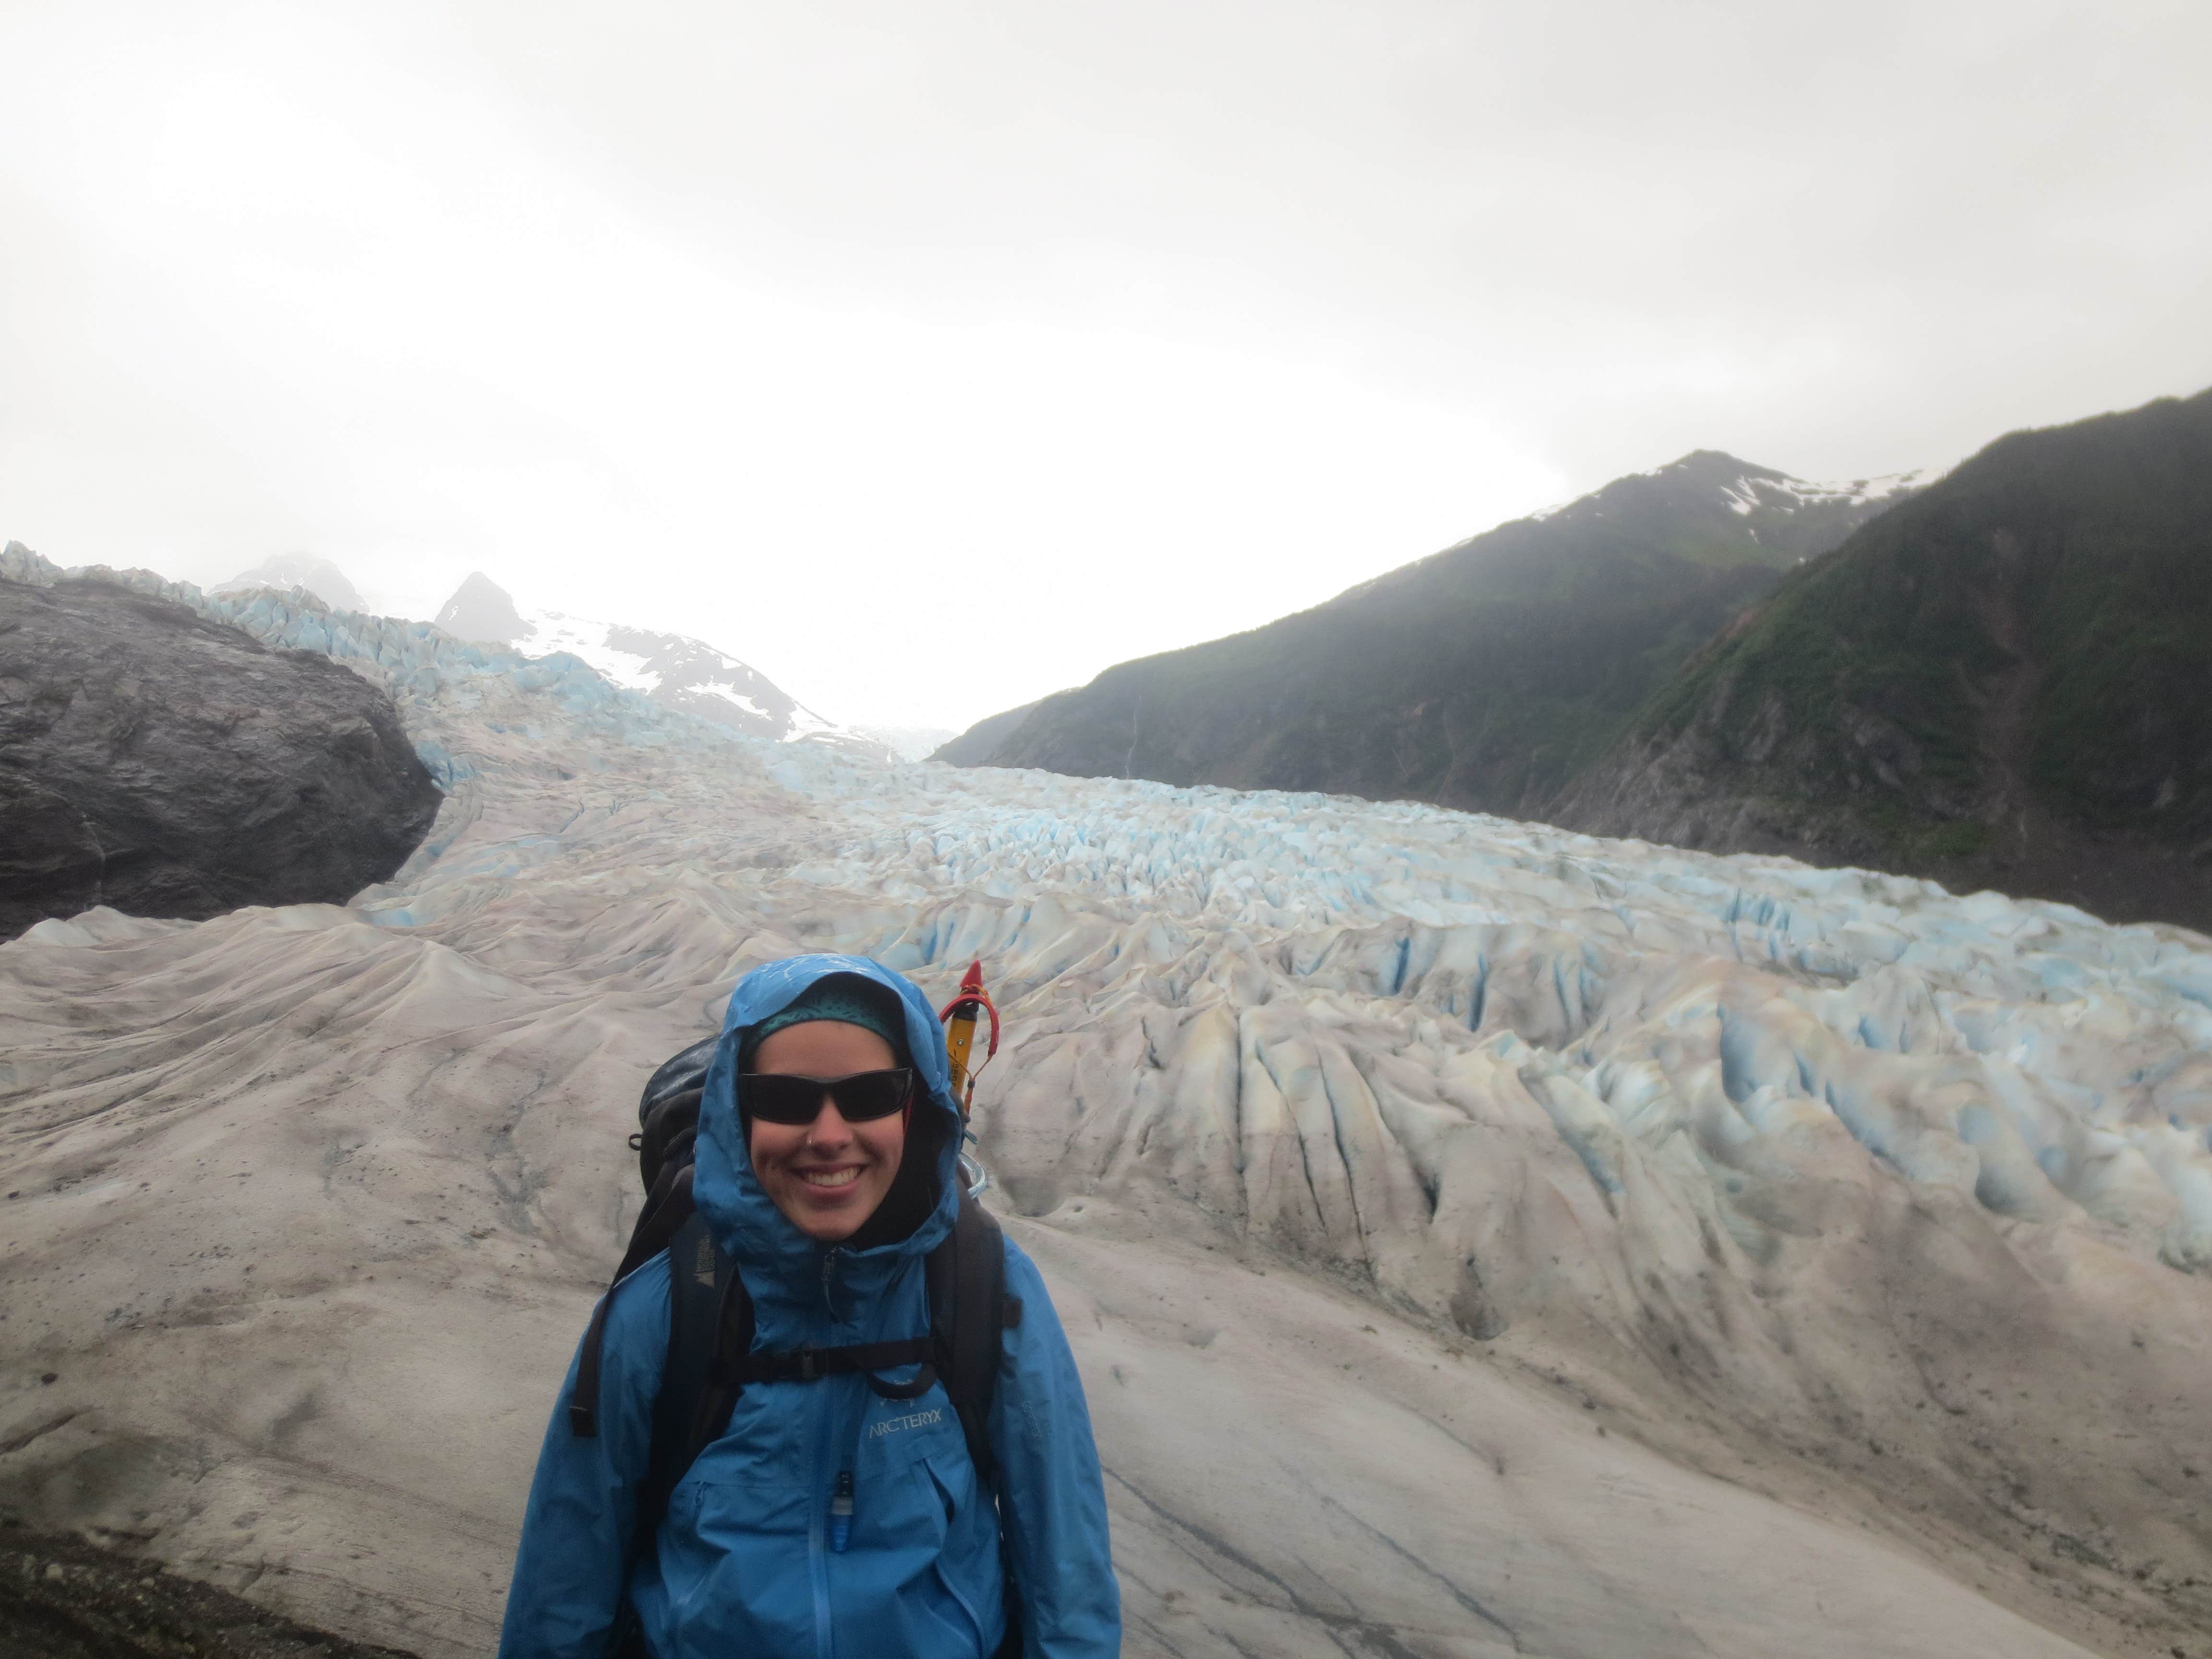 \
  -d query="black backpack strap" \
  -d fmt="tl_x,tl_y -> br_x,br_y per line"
602,1192 -> 1023,1659
926,1191 -> 1017,1485
570,1166 -> 698,1437
597,1213 -> 749,1659
927,1193 -> 1024,1659
728,1338 -> 938,1392
635,1211 -> 749,1539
